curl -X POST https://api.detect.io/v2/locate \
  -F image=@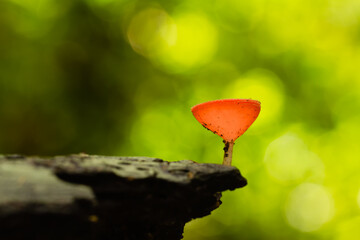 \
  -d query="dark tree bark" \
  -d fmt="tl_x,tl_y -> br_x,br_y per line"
0,154 -> 247,240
